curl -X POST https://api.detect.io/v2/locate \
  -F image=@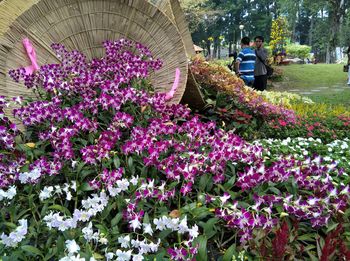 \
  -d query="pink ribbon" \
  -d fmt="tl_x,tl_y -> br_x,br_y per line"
165,68 -> 180,101
22,38 -> 39,75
